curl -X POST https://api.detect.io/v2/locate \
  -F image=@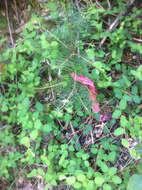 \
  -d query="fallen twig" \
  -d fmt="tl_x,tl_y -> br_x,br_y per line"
133,37 -> 142,43
70,122 -> 75,134
5,0 -> 14,46
75,0 -> 80,10
95,0 -> 104,9
107,0 -> 111,9
13,0 -> 20,24
99,0 -> 136,47
90,130 -> 94,144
